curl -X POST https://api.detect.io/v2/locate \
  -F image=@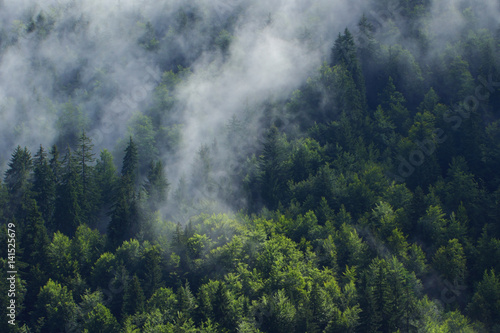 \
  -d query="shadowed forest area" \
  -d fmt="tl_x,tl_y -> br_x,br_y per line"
1,0 -> 500,332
